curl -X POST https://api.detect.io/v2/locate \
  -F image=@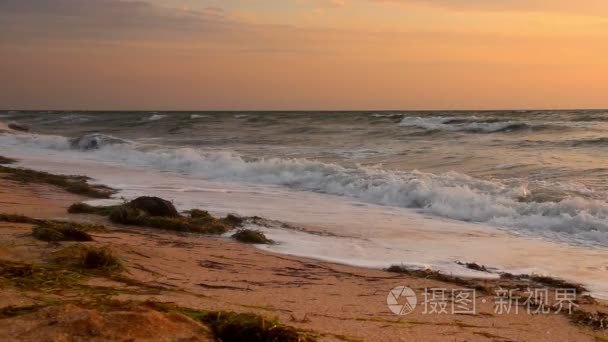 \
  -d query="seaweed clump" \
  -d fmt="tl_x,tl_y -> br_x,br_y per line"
68,202 -> 117,215
70,197 -> 242,235
32,222 -> 93,242
456,261 -> 490,273
0,213 -> 39,224
0,260 -> 82,291
569,309 -> 608,330
0,156 -> 17,165
499,273 -> 587,292
0,165 -> 114,198
53,245 -> 122,272
385,265 -> 471,286
231,229 -> 273,244
181,309 -> 316,342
